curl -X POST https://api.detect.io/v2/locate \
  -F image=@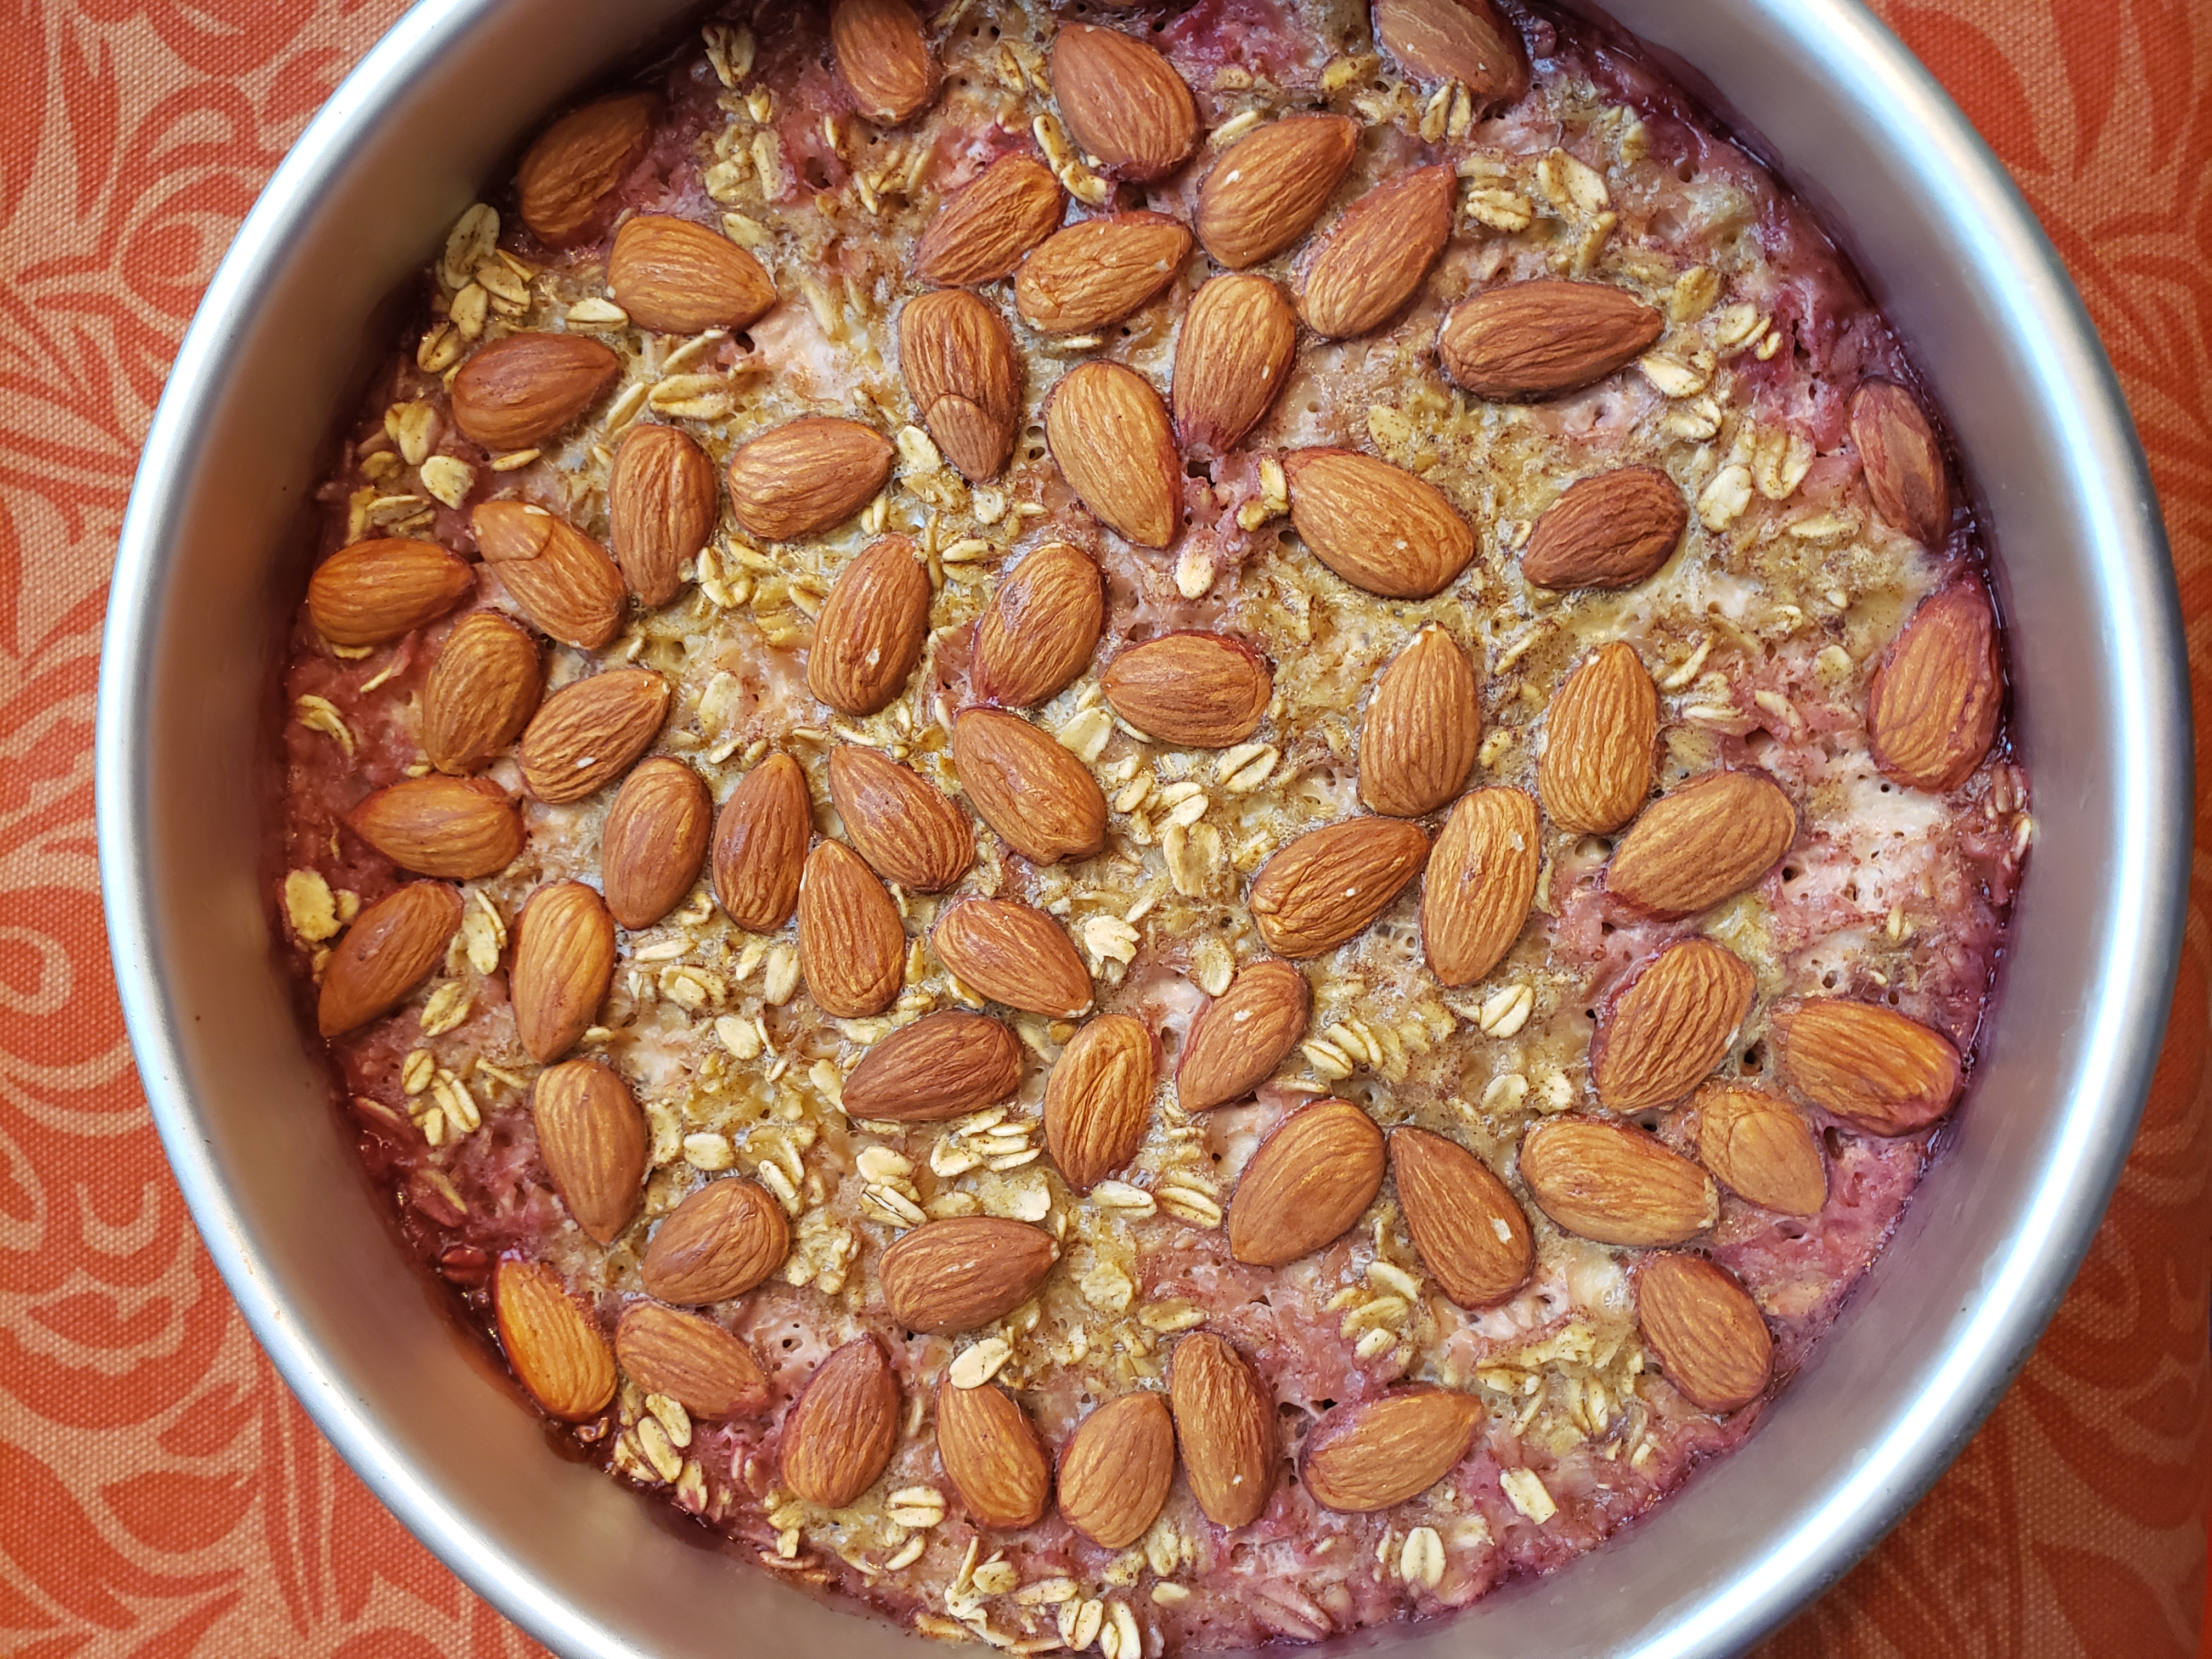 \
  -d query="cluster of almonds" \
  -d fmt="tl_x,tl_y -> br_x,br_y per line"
297,0 -> 2008,1589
